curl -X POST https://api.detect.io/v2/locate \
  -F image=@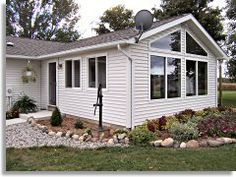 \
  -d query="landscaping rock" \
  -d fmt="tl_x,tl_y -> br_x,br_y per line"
154,140 -> 162,147
27,117 -> 35,124
198,139 -> 208,147
109,129 -> 115,135
124,137 -> 129,145
85,135 -> 92,142
99,132 -> 105,141
41,126 -> 48,133
31,121 -> 37,127
186,140 -> 199,148
207,139 -> 224,147
102,138 -> 108,143
180,142 -> 187,149
48,131 -> 56,136
72,134 -> 79,140
91,137 -> 98,142
66,131 -> 73,138
219,137 -> 233,144
173,141 -> 180,148
113,135 -> 118,144
79,136 -> 84,142
232,138 -> 236,143
56,132 -> 63,137
149,141 -> 155,146
107,138 -> 114,145
161,138 -> 174,147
